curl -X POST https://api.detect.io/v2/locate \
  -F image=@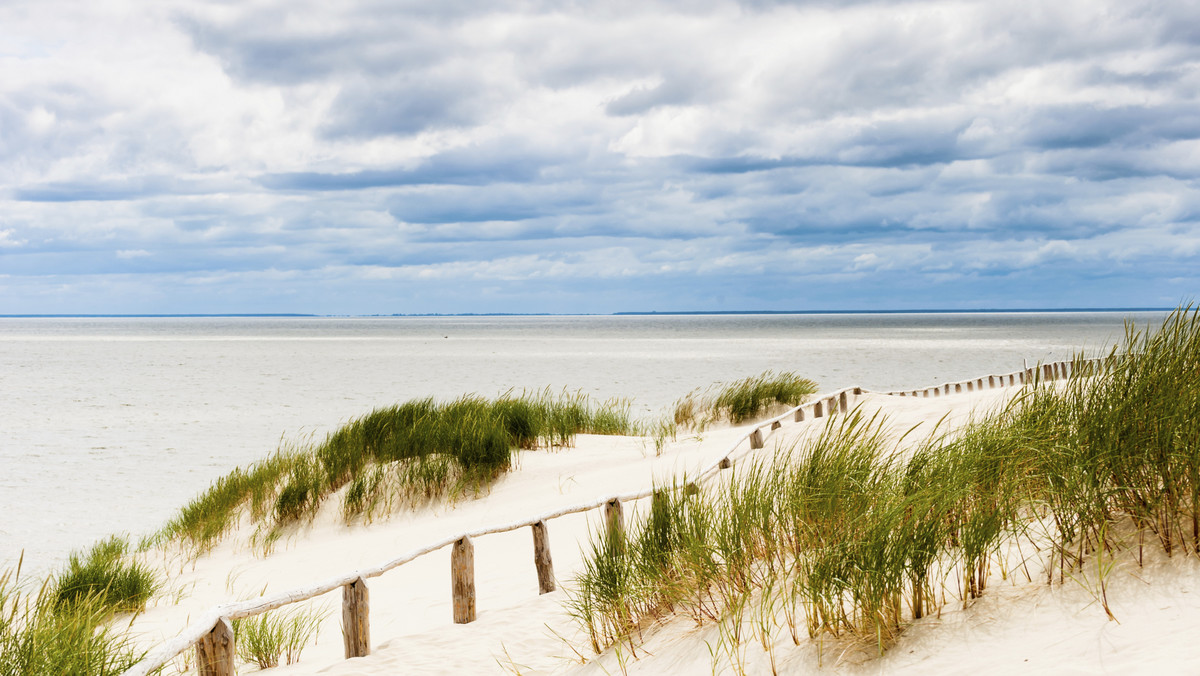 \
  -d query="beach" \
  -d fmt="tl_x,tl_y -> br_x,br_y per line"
118,361 -> 1200,675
